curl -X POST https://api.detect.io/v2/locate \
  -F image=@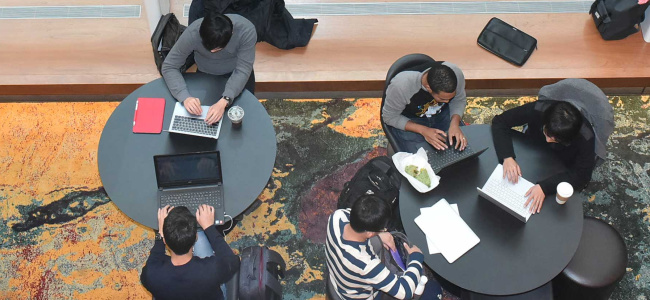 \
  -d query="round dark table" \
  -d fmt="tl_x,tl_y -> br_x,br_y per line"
400,124 -> 584,296
98,73 -> 277,229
